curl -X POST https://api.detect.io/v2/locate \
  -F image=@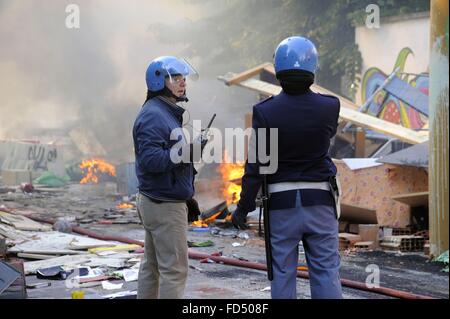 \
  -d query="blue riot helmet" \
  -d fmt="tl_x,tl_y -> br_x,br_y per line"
274,36 -> 318,76
146,56 -> 198,92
